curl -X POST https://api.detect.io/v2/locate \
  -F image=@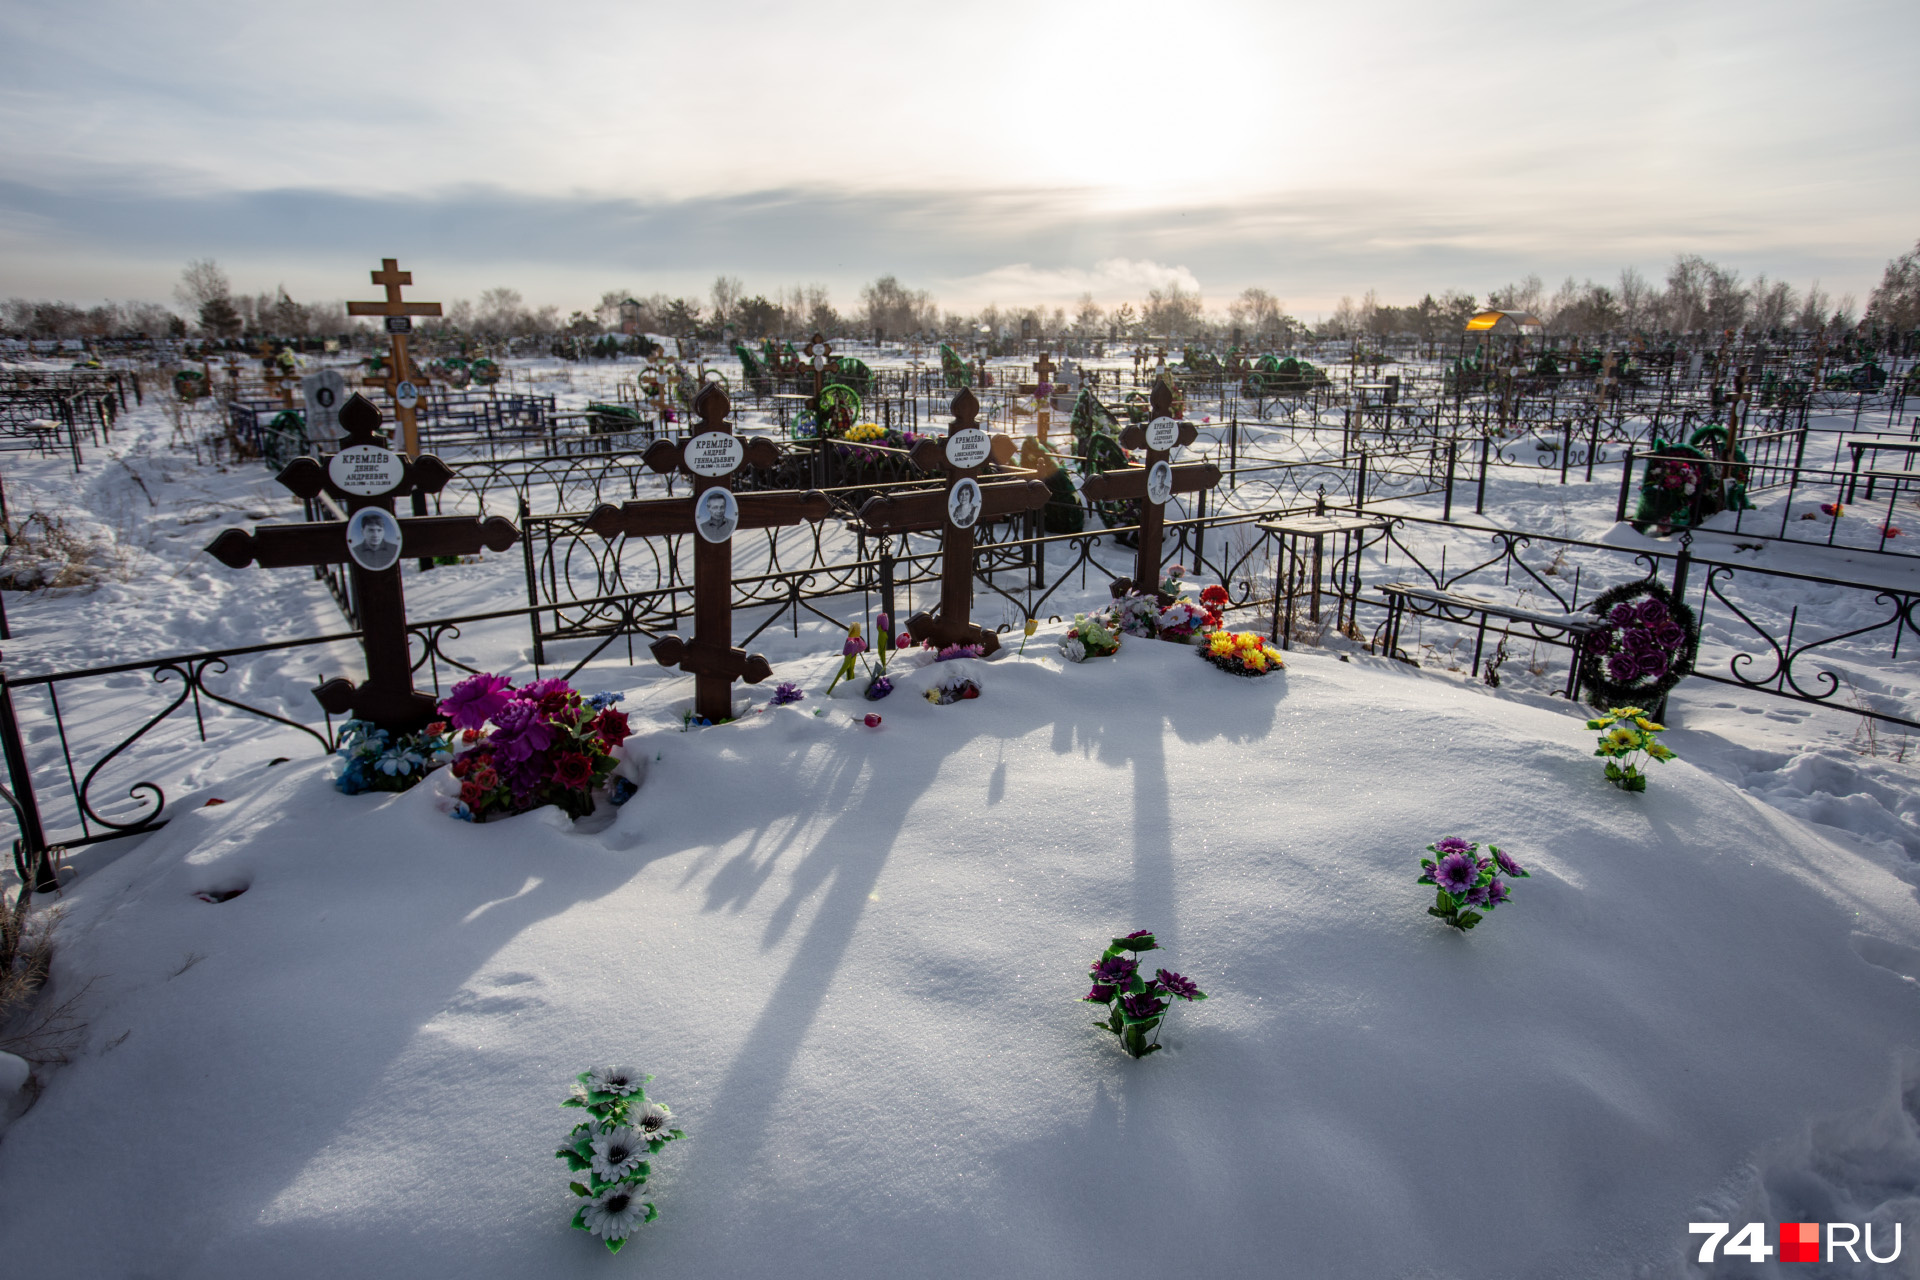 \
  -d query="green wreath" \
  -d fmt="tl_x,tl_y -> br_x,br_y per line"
1577,578 -> 1700,710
